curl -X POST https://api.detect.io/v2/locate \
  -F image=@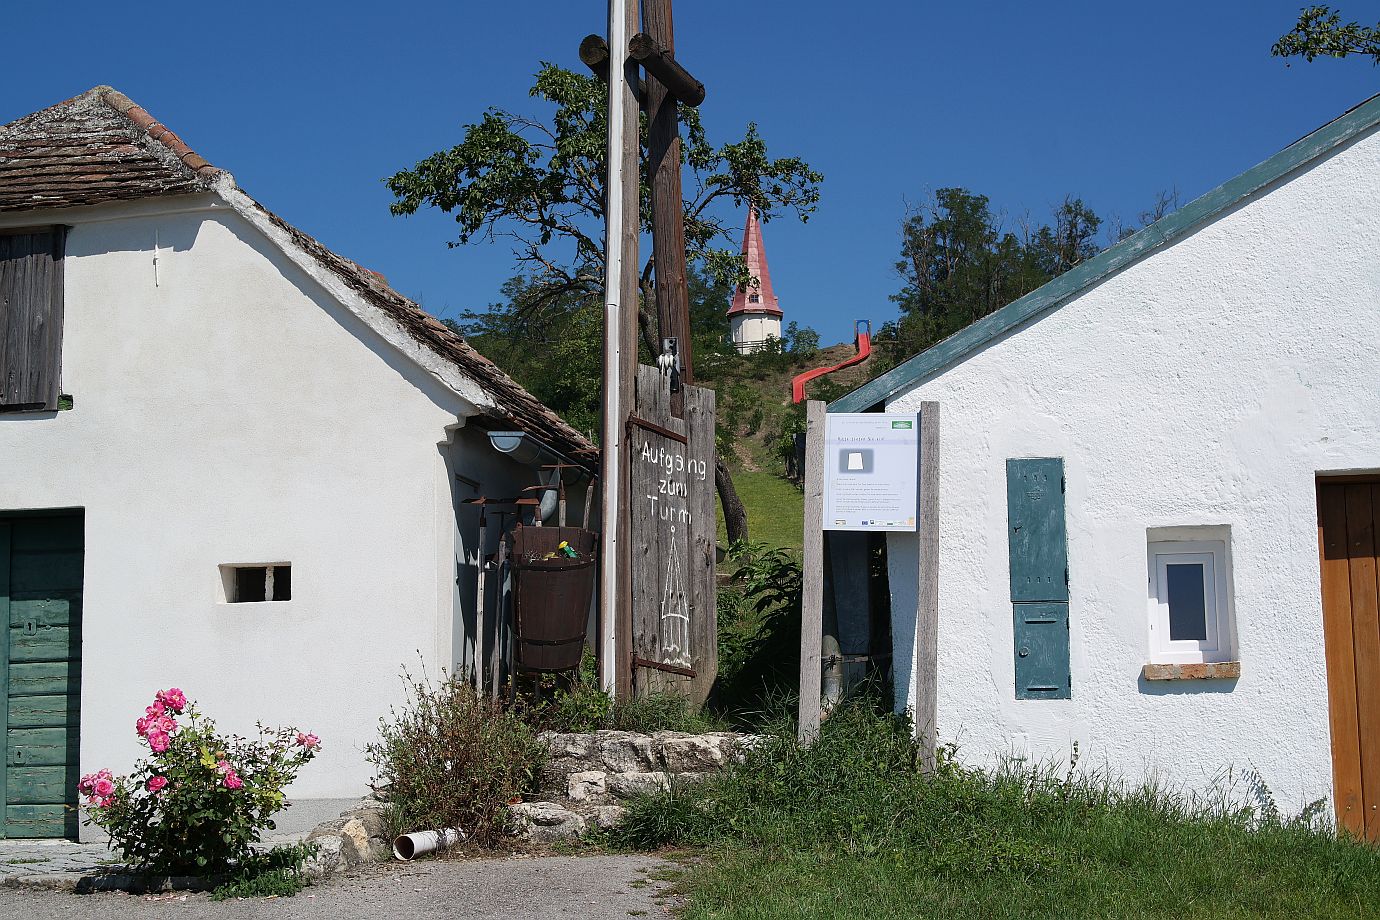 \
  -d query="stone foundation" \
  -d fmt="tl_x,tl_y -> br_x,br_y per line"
507,730 -> 757,843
